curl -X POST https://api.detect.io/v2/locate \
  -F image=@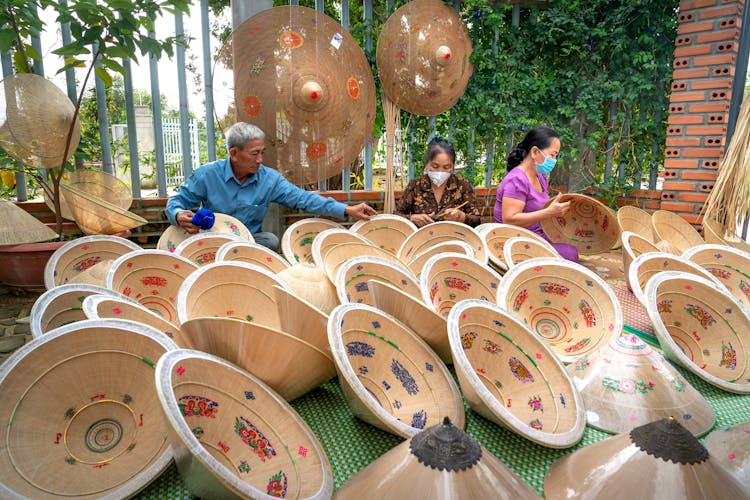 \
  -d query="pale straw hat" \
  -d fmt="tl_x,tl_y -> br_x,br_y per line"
173,232 -> 244,266
157,213 -> 253,253
481,223 -> 550,273
272,285 -> 330,355
46,169 -> 132,221
335,255 -> 420,306
651,210 -> 704,254
59,183 -> 147,235
281,217 -> 344,264
702,216 -> 750,253
0,319 -> 176,499
349,213 -> 418,255
447,300 -> 586,448
621,230 -> 660,291
155,349 -> 333,499
0,199 -> 58,245
277,263 -> 339,314
215,240 -> 292,274
315,239 -> 401,285
704,421 -> 750,491
328,303 -> 465,438
404,240 -> 475,279
503,235 -> 561,268
540,193 -> 621,255
617,205 -> 657,243
398,221 -> 487,264
82,294 -> 180,342
683,243 -> 750,314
